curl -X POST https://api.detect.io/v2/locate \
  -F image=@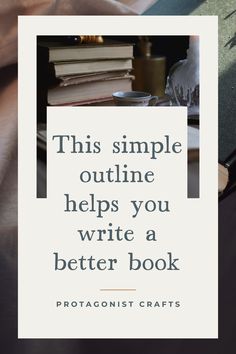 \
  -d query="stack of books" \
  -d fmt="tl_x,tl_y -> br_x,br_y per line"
38,40 -> 134,106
